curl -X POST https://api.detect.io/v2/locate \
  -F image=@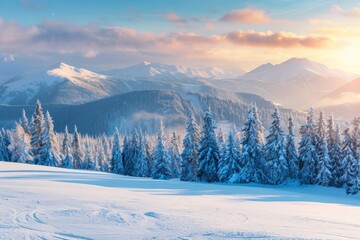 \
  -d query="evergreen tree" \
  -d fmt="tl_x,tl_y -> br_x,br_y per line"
217,130 -> 241,183
217,128 -> 226,162
72,125 -> 84,169
151,125 -> 171,180
60,126 -> 73,169
0,130 -> 12,162
110,128 -> 124,174
96,144 -> 108,172
122,134 -> 132,175
180,131 -> 195,181
37,111 -> 60,167
298,108 -> 318,184
331,125 -> 343,187
337,127 -> 354,188
197,109 -> 220,182
168,132 -> 181,178
352,117 -> 360,158
83,139 -> 96,170
346,148 -> 360,195
264,108 -> 288,185
20,109 -> 30,135
127,129 -> 140,176
239,105 -> 266,183
145,136 -> 153,176
316,141 -> 332,186
285,116 -> 299,180
30,100 -> 45,164
134,130 -> 149,177
180,115 -> 200,181
10,124 -> 33,163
